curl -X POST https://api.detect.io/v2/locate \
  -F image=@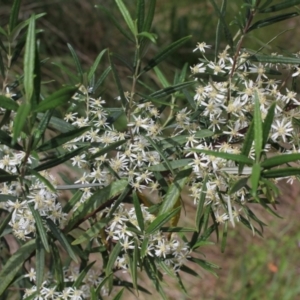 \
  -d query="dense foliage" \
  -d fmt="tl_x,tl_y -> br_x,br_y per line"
1,0 -> 300,299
